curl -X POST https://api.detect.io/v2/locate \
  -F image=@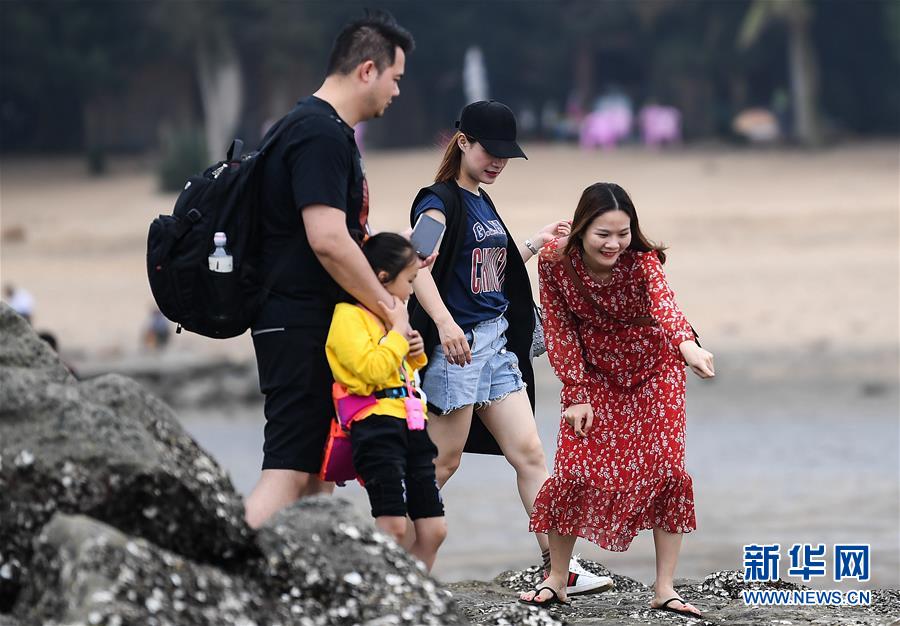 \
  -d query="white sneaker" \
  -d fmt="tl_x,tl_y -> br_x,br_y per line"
565,556 -> 614,596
